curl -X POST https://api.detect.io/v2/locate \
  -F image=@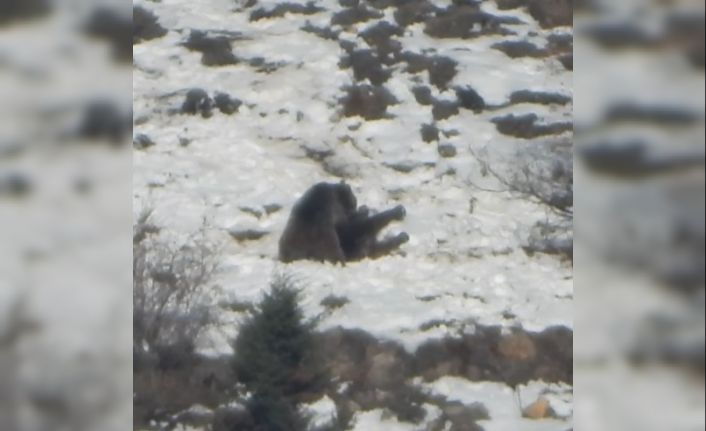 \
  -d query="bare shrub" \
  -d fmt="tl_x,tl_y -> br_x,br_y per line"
505,142 -> 572,217
470,141 -> 573,260
133,210 -> 220,369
